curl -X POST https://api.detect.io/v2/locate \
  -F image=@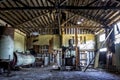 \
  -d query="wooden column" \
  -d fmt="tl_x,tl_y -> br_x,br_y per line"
105,27 -> 110,68
48,37 -> 53,54
75,28 -> 79,68
26,36 -> 32,49
106,26 -> 115,67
